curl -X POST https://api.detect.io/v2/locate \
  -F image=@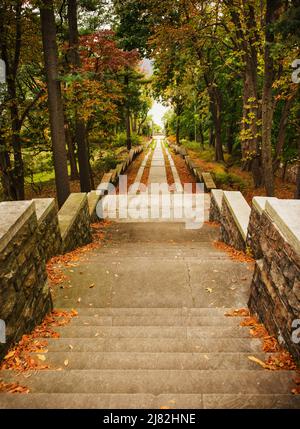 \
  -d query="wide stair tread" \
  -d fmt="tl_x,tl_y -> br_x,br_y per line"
0,393 -> 299,409
0,369 -> 295,395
